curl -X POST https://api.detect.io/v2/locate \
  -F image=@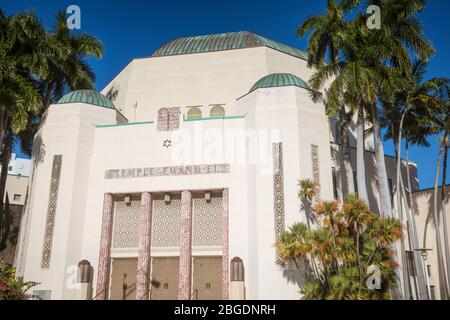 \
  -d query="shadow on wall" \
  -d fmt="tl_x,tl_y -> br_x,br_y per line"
32,134 -> 46,166
279,258 -> 309,296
